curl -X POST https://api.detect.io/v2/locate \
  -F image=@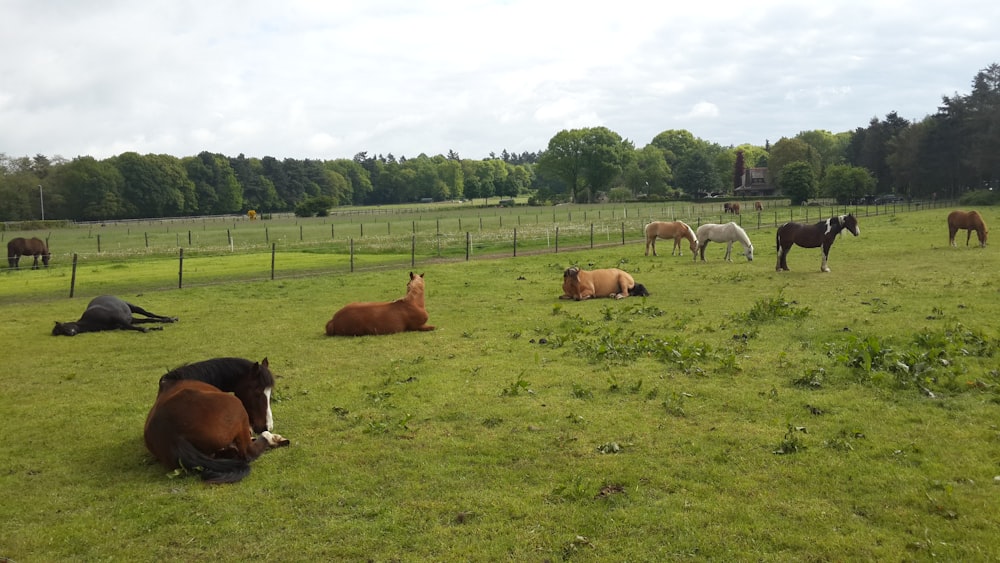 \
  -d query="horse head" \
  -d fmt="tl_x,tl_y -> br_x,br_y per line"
232,358 -> 275,433
744,244 -> 754,261
52,321 -> 79,336
843,214 -> 860,237
563,266 -> 581,281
